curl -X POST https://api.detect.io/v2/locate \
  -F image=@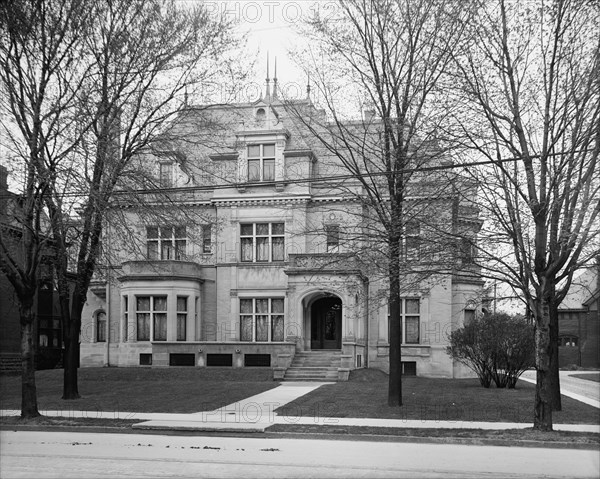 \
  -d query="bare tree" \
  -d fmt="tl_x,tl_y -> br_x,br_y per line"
38,0 -> 243,399
286,0 -> 474,406
452,0 -> 600,430
0,0 -> 92,417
